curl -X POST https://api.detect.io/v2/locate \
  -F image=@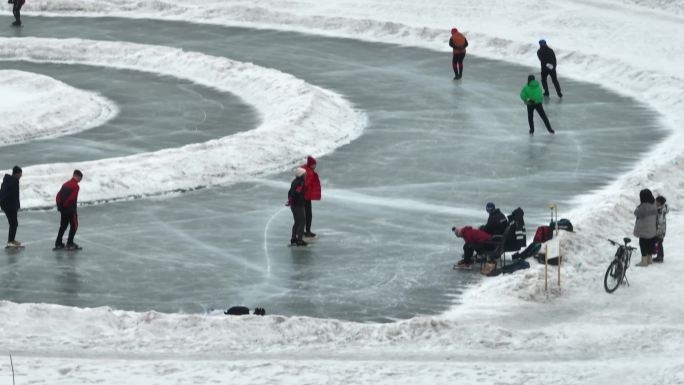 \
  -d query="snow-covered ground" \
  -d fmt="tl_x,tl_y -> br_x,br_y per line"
0,69 -> 117,145
1,0 -> 684,383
